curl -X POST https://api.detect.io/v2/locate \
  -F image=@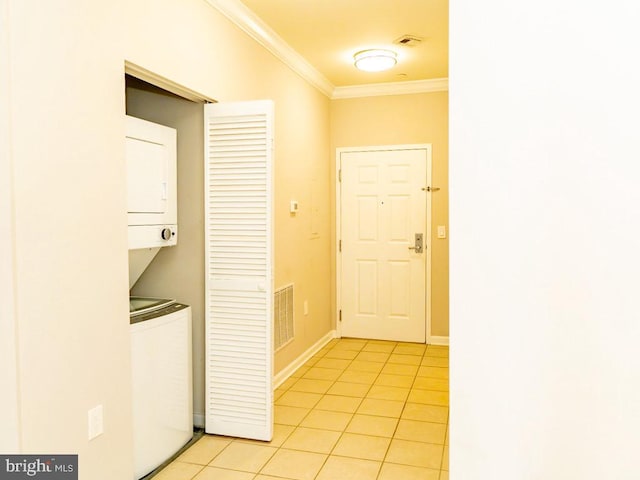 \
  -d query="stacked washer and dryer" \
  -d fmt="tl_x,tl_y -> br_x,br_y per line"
126,115 -> 193,480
